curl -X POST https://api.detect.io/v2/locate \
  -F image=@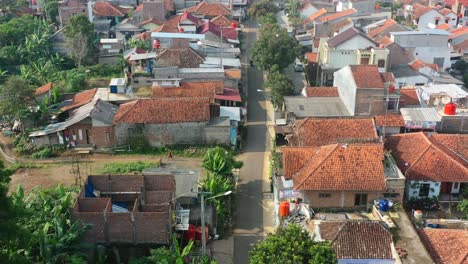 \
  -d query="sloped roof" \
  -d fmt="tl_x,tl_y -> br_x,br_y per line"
318,8 -> 357,23
385,132 -> 468,182
290,144 -> 387,191
156,48 -> 205,68
399,89 -> 421,106
282,147 -> 318,179
413,3 -> 432,19
139,17 -> 164,27
328,27 -> 377,48
304,8 -> 327,24
35,82 -> 52,95
154,13 -> 203,33
409,59 -> 438,72
439,7 -> 454,15
225,69 -> 241,79
181,81 -> 224,94
349,65 -> 385,89
323,221 -> 394,260
152,84 -> 215,101
374,114 -> 405,127
449,26 -> 468,40
377,36 -> 394,47
368,19 -> 397,38
187,1 -> 231,17
210,15 -> 234,27
304,87 -> 339,97
61,88 -> 98,112
292,117 -> 378,147
197,21 -> 237,40
418,229 -> 468,264
331,18 -> 353,33
436,23 -> 451,30
305,52 -> 318,63
381,72 -> 395,83
113,97 -> 212,124
93,1 -> 129,17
